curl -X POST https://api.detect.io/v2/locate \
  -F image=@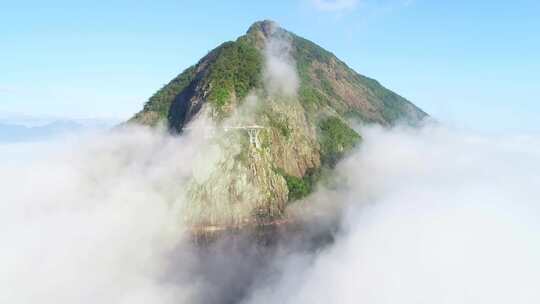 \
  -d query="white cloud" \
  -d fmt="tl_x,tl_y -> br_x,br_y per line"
2,122 -> 540,303
262,23 -> 300,97
0,126 -> 204,303
310,0 -> 359,12
245,124 -> 540,303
